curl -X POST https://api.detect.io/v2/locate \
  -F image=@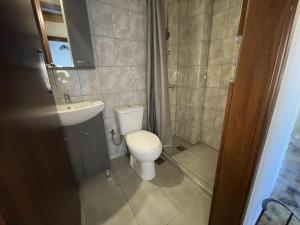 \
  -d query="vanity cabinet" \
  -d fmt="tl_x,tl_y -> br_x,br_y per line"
63,112 -> 110,182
